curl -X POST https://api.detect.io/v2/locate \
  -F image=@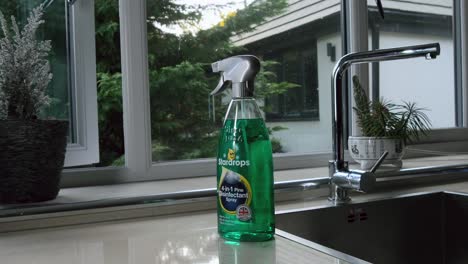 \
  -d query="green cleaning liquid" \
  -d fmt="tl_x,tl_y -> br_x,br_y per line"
216,115 -> 275,242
